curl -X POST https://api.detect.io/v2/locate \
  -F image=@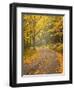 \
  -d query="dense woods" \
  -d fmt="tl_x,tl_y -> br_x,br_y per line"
22,14 -> 63,75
